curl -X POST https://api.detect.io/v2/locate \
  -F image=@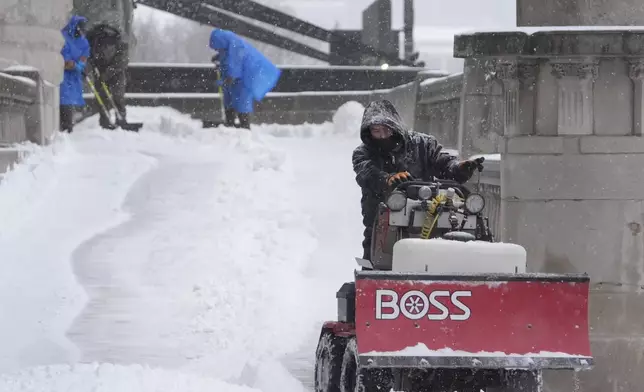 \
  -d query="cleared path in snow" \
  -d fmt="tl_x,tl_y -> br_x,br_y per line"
0,107 -> 363,391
